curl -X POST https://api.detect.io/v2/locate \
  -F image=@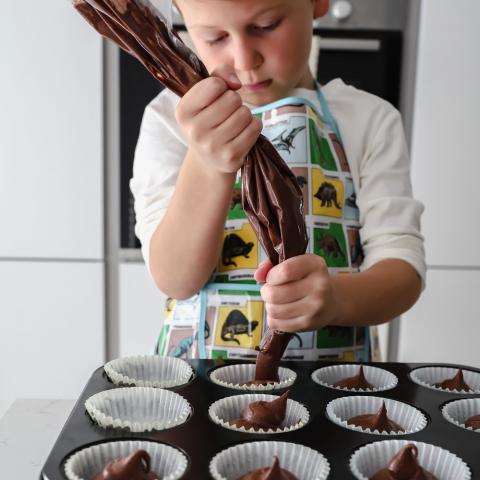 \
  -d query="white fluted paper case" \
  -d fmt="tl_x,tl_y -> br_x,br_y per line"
64,440 -> 188,480
326,395 -> 427,435
409,366 -> 480,393
85,387 -> 191,432
104,355 -> 193,388
210,441 -> 330,480
209,393 -> 309,433
311,364 -> 398,392
442,398 -> 480,432
209,363 -> 296,391
349,439 -> 471,480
